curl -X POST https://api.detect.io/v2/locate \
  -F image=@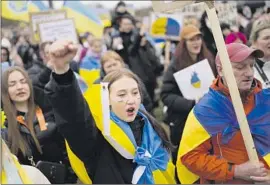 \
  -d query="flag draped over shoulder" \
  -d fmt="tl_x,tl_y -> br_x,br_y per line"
79,68 -> 100,88
176,88 -> 270,184
1,1 -> 48,22
62,1 -> 103,37
66,83 -> 176,184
